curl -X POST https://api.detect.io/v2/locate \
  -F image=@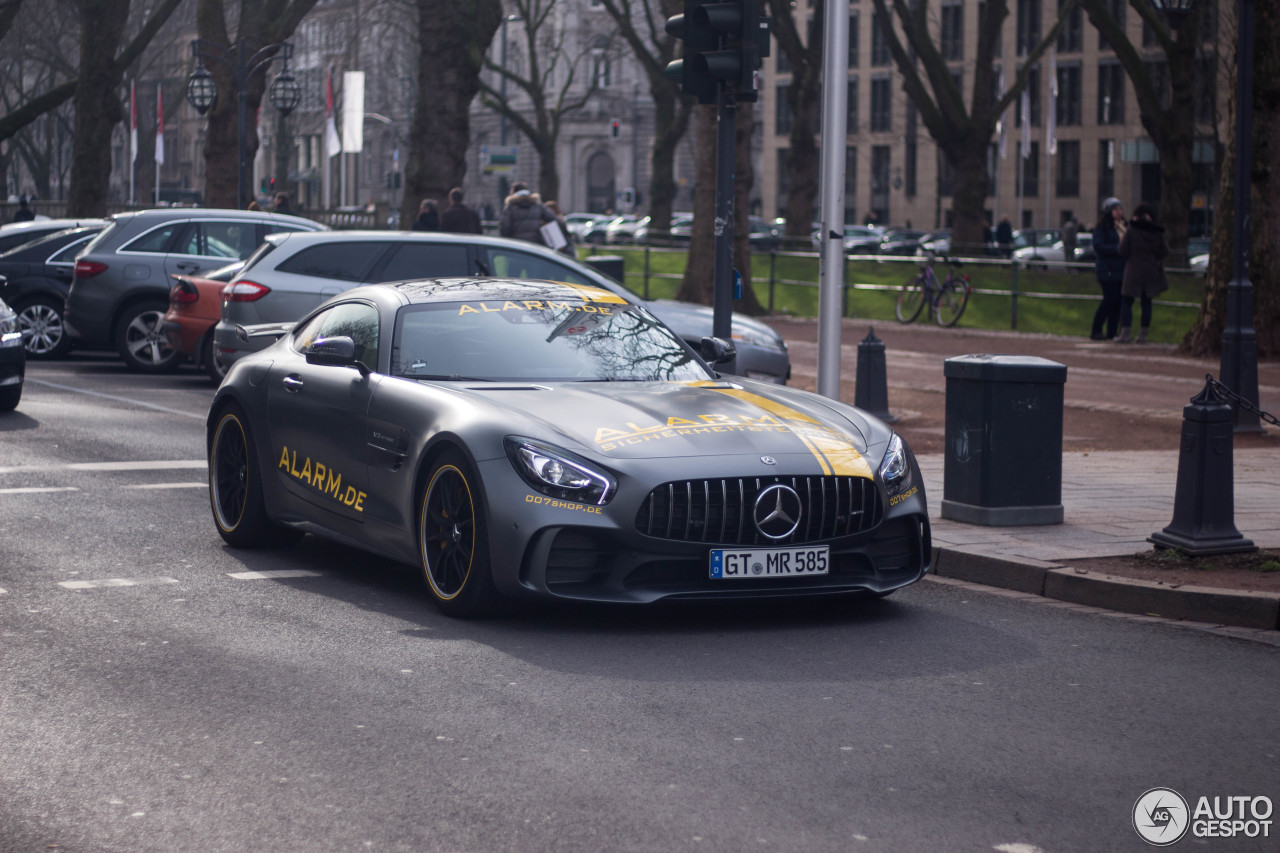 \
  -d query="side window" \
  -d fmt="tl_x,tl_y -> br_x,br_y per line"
122,223 -> 182,253
375,242 -> 471,282
484,248 -> 594,286
293,302 -> 381,370
276,242 -> 389,282
49,236 -> 94,265
197,221 -> 262,259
